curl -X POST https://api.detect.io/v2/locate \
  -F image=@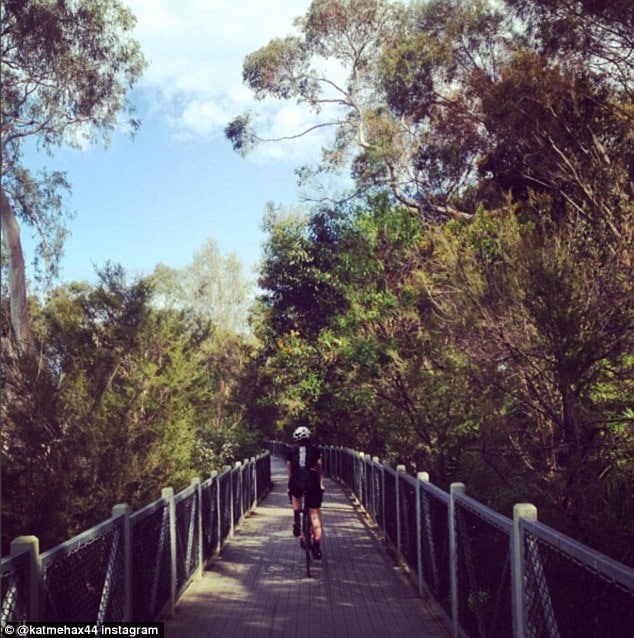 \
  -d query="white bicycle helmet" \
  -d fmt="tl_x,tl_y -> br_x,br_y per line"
293,426 -> 311,442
